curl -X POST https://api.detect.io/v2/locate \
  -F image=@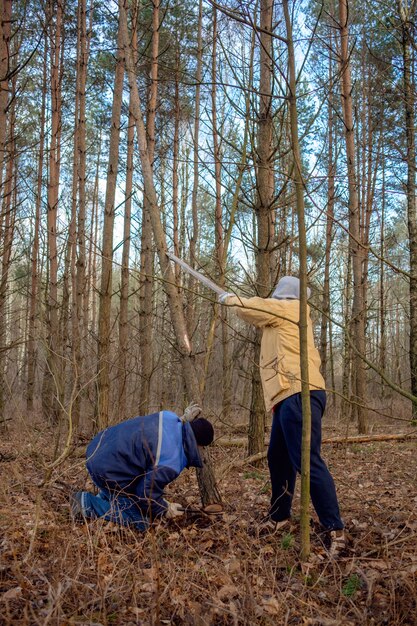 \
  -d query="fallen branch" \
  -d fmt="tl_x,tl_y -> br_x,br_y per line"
220,432 -> 417,467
